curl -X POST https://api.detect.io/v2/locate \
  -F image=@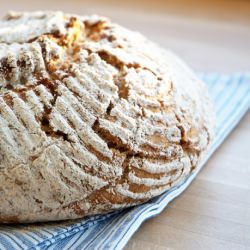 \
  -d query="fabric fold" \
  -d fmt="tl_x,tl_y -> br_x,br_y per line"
0,73 -> 249,250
